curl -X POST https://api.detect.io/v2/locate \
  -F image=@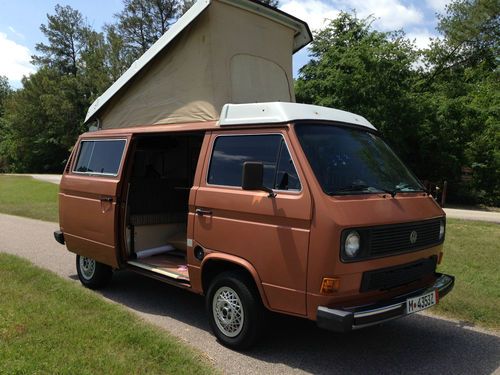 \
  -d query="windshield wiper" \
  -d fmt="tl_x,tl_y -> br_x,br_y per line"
331,184 -> 394,196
